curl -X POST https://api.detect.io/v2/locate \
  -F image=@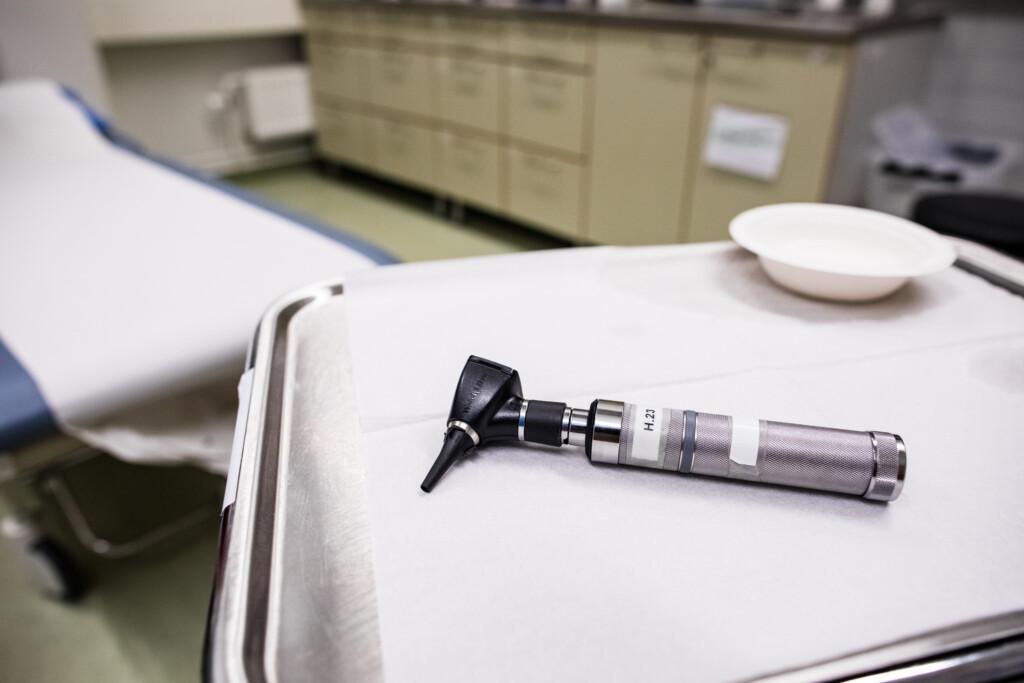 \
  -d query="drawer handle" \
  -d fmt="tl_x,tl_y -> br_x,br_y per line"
381,65 -> 407,84
647,34 -> 692,52
383,124 -> 413,140
453,80 -> 482,97
528,95 -> 561,111
711,41 -> 765,58
452,139 -> 481,153
454,157 -> 481,173
451,61 -> 485,76
519,55 -> 566,70
527,181 -> 559,200
651,64 -> 692,83
712,69 -> 759,86
523,70 -> 567,88
522,155 -> 562,175
524,24 -> 572,40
